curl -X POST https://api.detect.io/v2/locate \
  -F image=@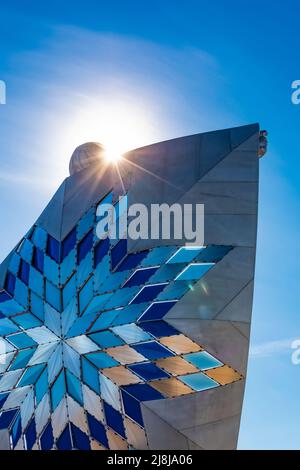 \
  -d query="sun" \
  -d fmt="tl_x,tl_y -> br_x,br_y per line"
45,94 -> 158,183
58,98 -> 154,169
103,145 -> 123,164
